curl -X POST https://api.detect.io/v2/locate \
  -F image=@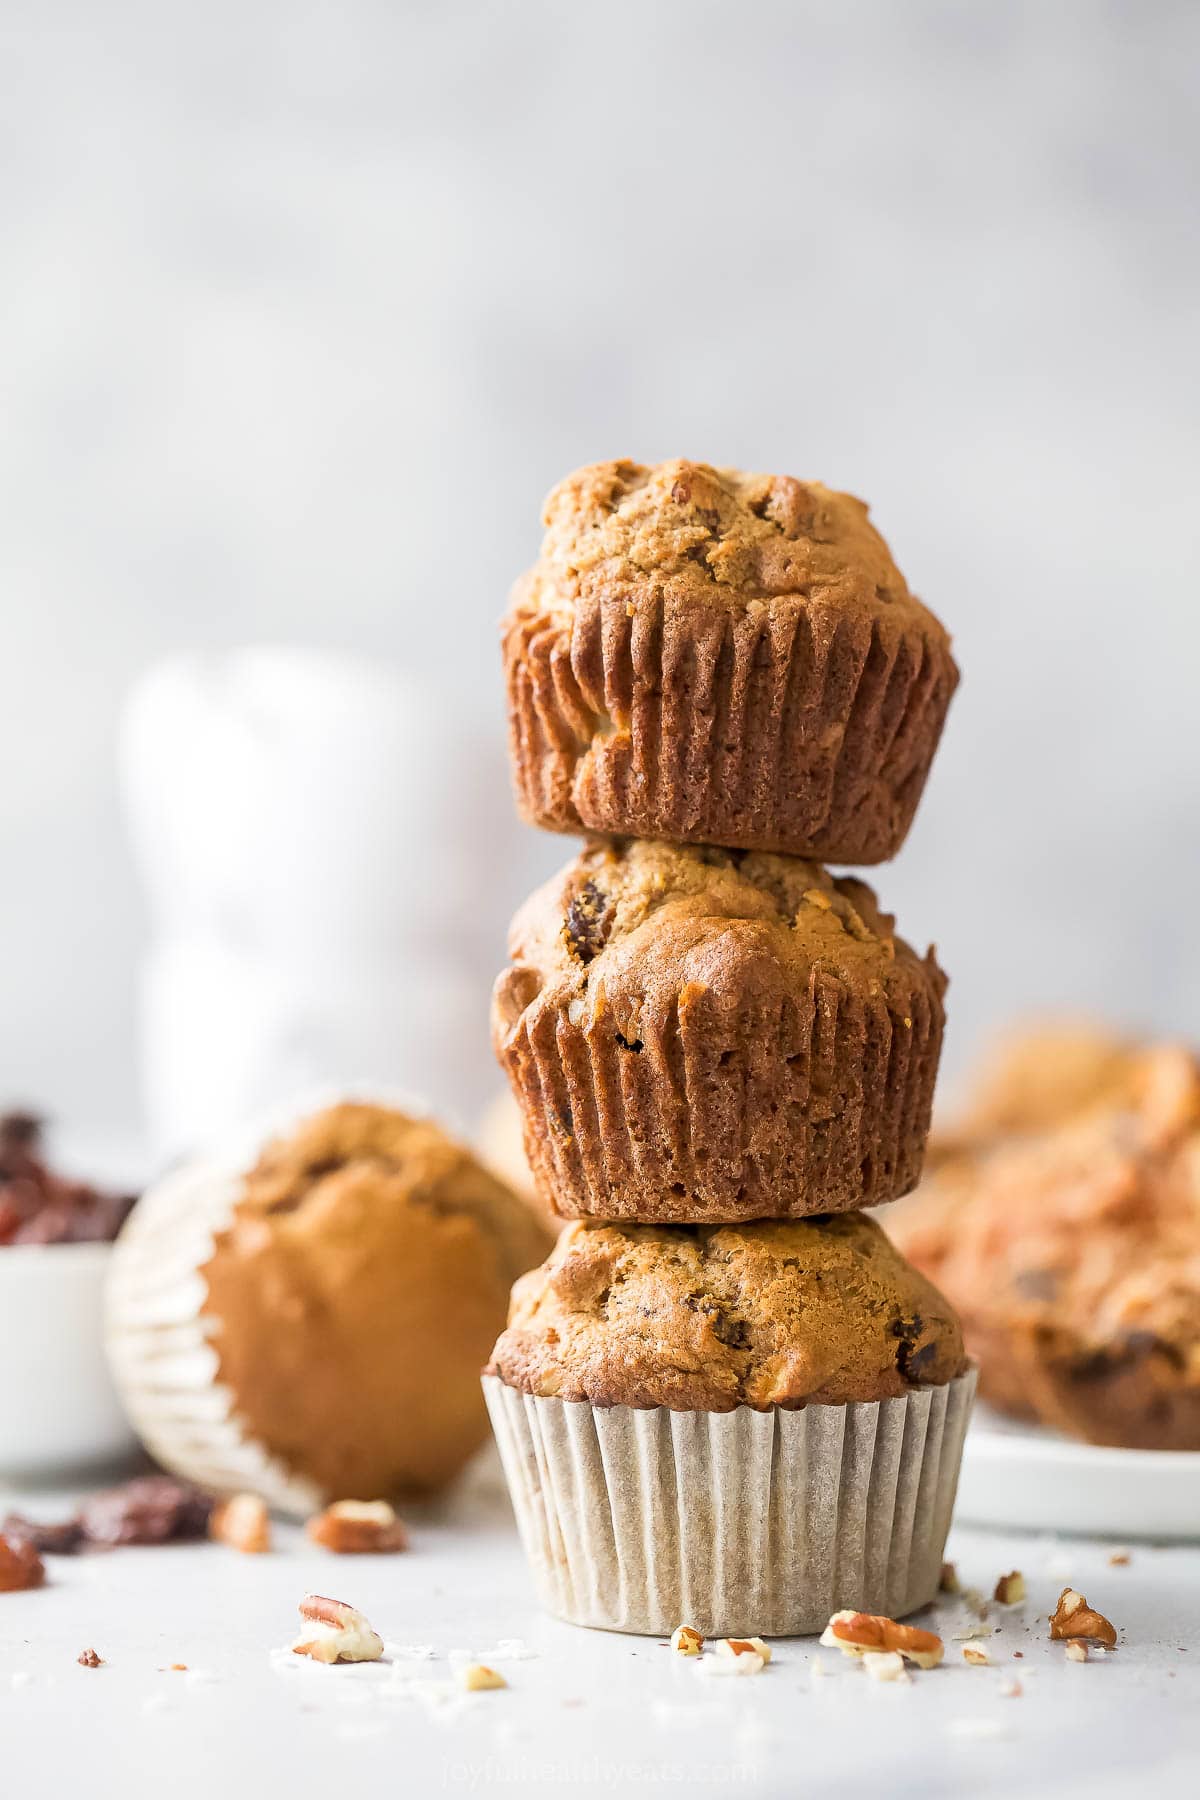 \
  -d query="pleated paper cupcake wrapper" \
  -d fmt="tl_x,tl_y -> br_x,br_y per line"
498,964 -> 944,1223
103,1157 -> 323,1515
504,589 -> 958,864
104,1087 -> 430,1518
483,1368 -> 976,1636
